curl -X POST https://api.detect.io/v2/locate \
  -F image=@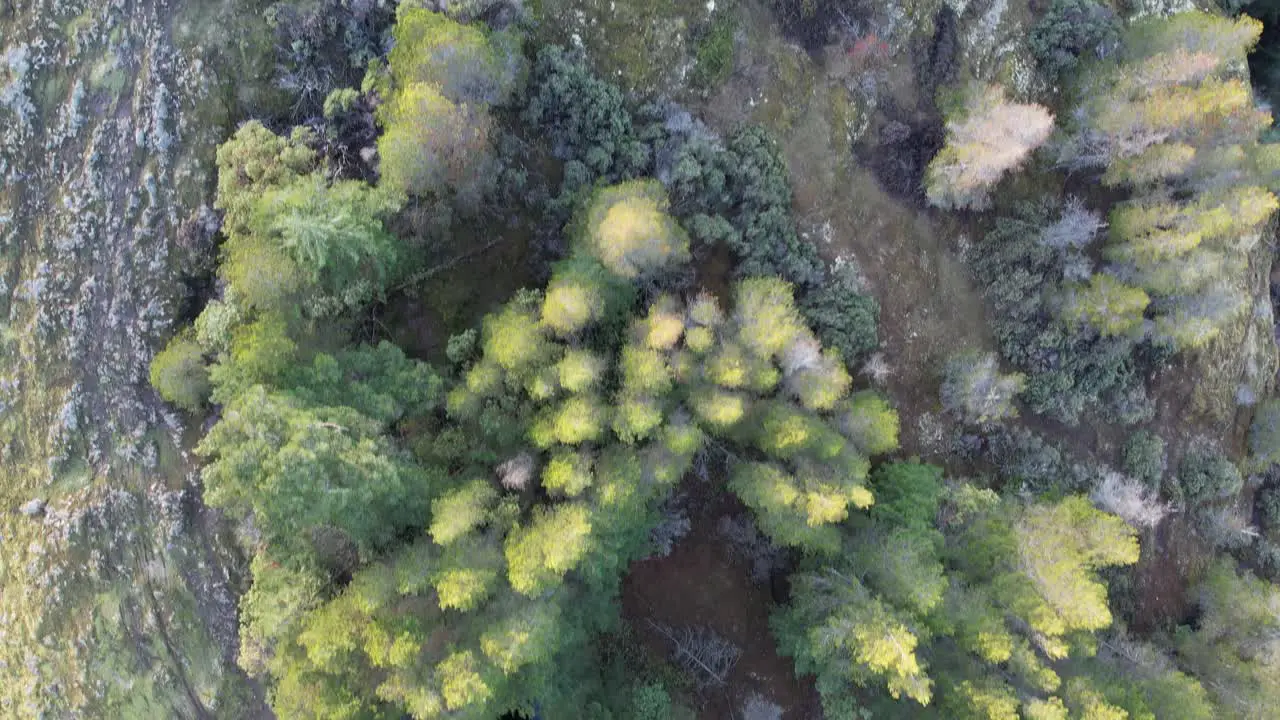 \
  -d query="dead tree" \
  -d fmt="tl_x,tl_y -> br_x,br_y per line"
646,619 -> 741,689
